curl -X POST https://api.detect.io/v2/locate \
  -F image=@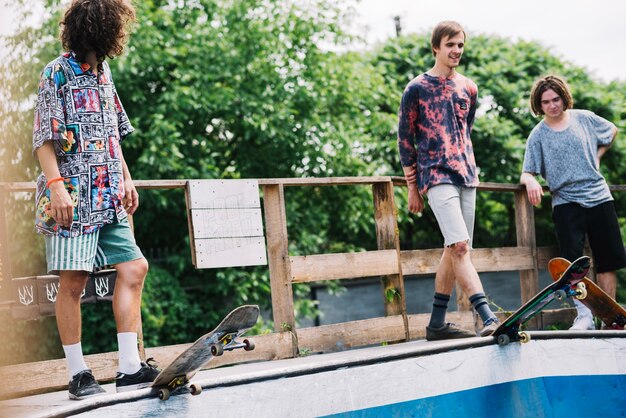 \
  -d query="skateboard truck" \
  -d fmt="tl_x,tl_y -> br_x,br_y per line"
210,333 -> 255,356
